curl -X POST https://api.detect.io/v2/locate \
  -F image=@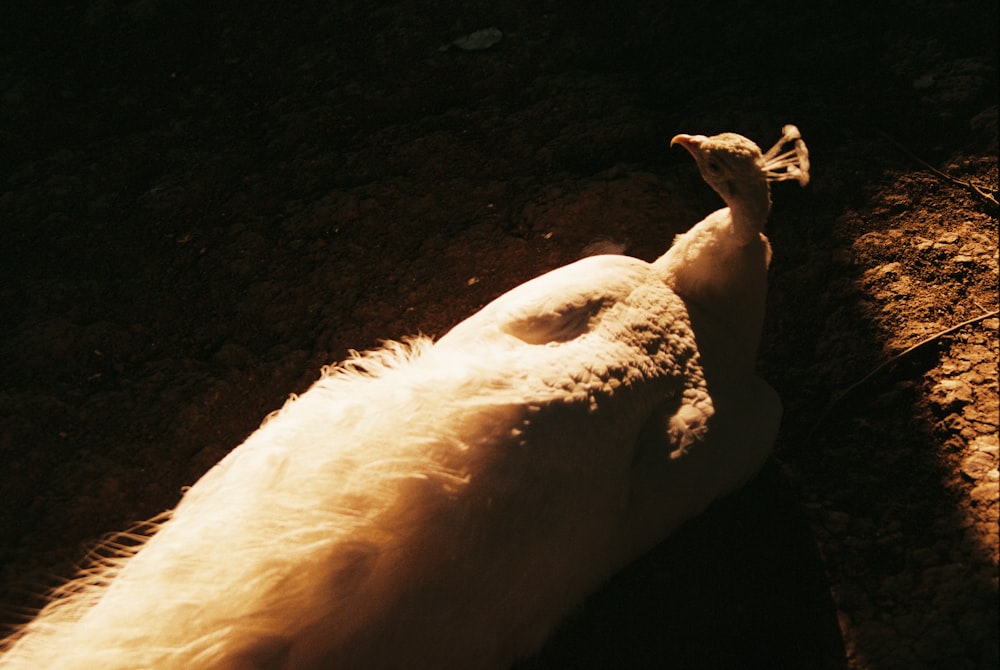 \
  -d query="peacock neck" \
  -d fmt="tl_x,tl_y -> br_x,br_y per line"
653,183 -> 774,369
724,181 -> 772,244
